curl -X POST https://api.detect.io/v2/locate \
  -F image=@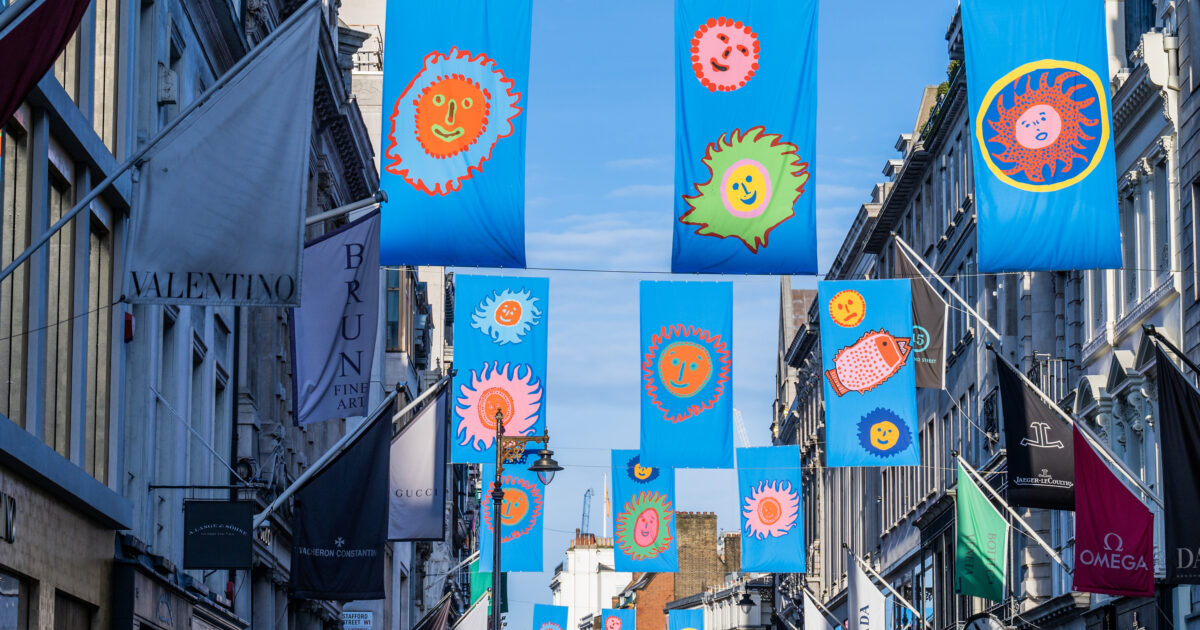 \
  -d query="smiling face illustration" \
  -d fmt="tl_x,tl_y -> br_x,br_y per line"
657,341 -> 714,398
500,488 -> 530,525
690,17 -> 760,92
494,300 -> 523,326
605,617 -> 622,630
1014,103 -> 1062,150
720,159 -> 772,218
829,290 -> 866,328
870,420 -> 900,451
414,75 -> 490,159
